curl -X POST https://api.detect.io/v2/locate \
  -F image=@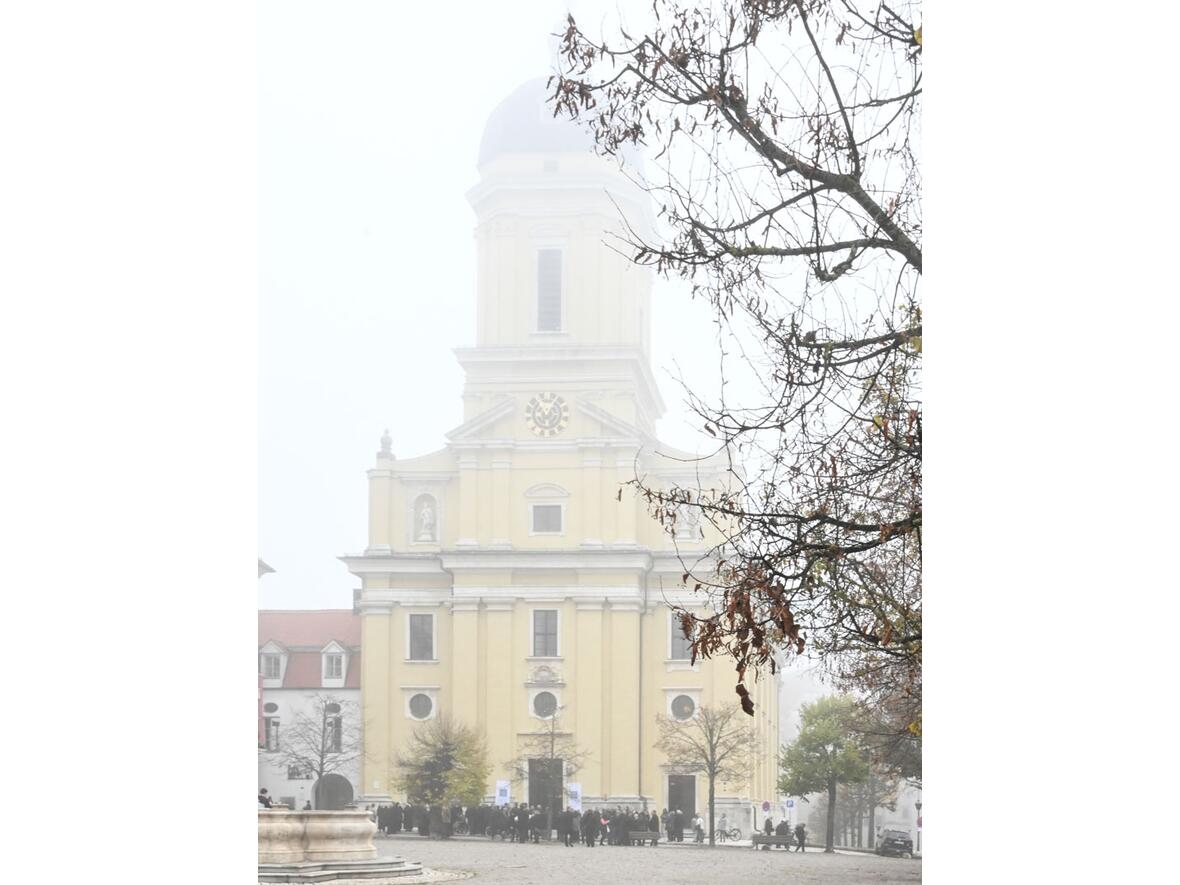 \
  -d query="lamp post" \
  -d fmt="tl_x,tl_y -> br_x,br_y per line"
915,799 -> 922,855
